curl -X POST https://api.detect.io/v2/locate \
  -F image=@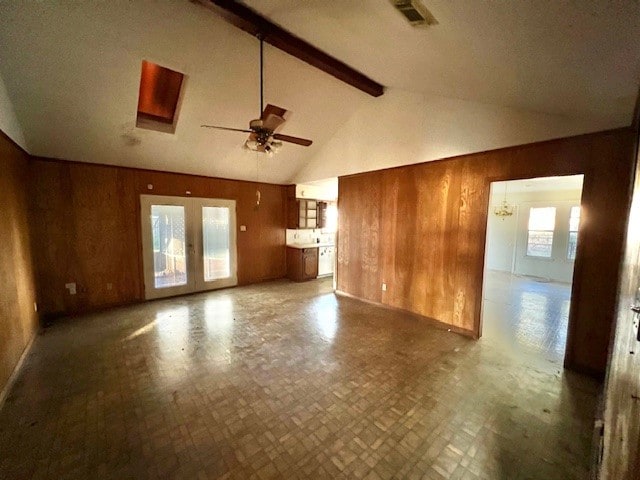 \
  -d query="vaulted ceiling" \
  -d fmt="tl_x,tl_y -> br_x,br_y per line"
1,1 -> 639,184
